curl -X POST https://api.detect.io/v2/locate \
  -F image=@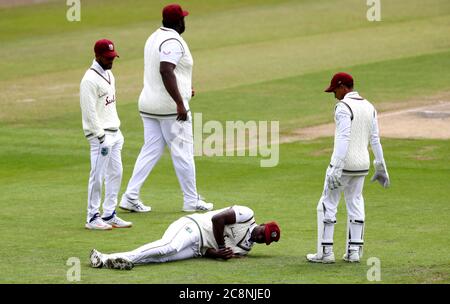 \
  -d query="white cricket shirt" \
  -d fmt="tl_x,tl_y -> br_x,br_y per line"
138,27 -> 193,118
80,60 -> 120,139
331,91 -> 385,175
185,205 -> 257,256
